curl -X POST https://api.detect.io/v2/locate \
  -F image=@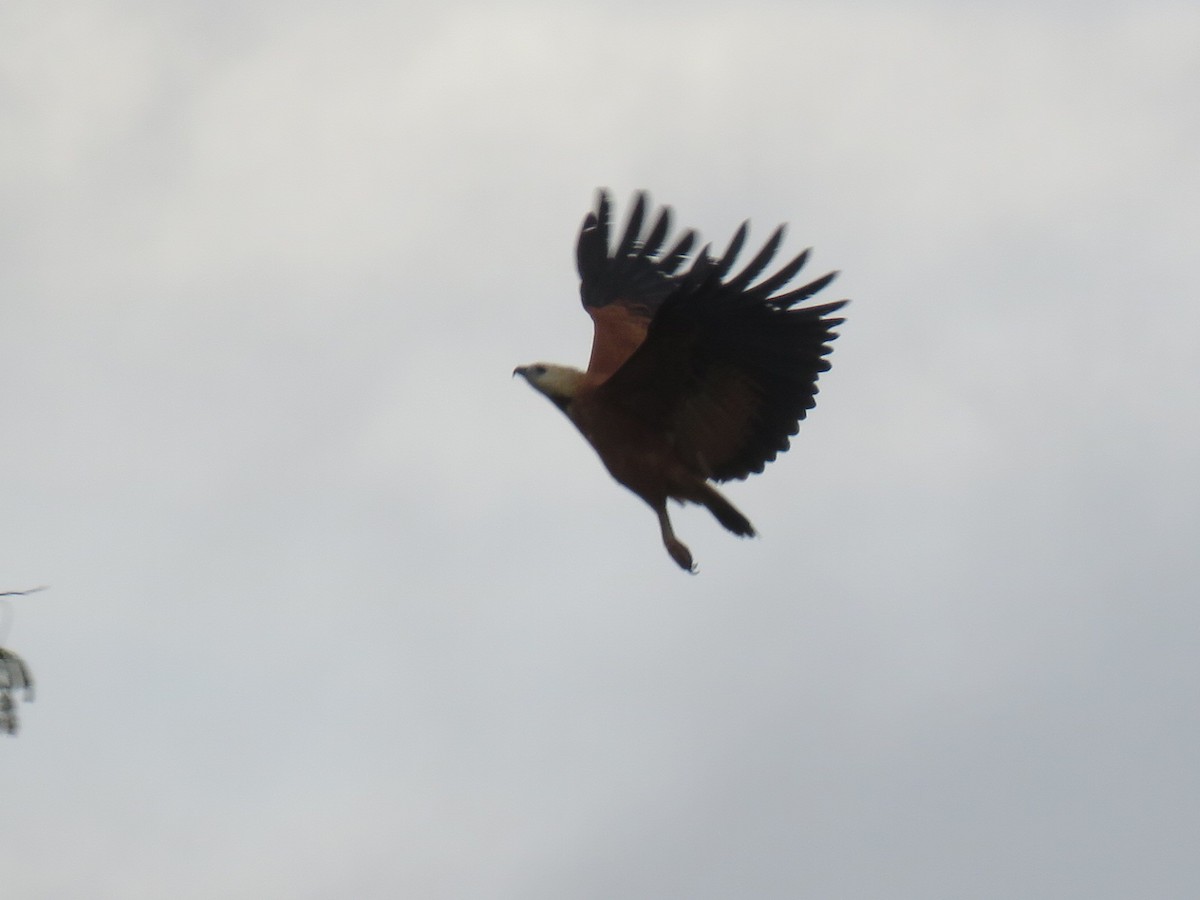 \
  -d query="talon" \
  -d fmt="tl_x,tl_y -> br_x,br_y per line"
657,506 -> 698,573
666,537 -> 695,572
